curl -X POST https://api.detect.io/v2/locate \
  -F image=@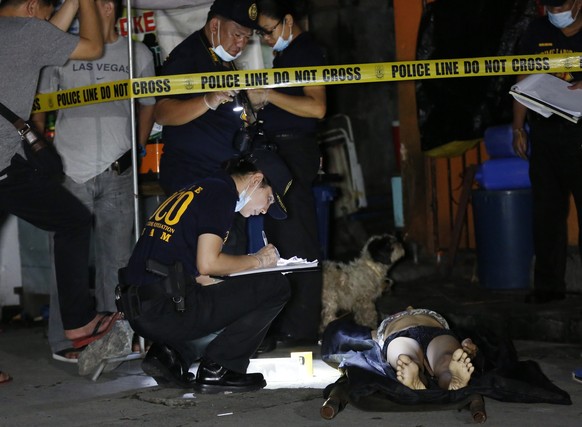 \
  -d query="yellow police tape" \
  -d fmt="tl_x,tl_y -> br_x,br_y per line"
32,53 -> 582,113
